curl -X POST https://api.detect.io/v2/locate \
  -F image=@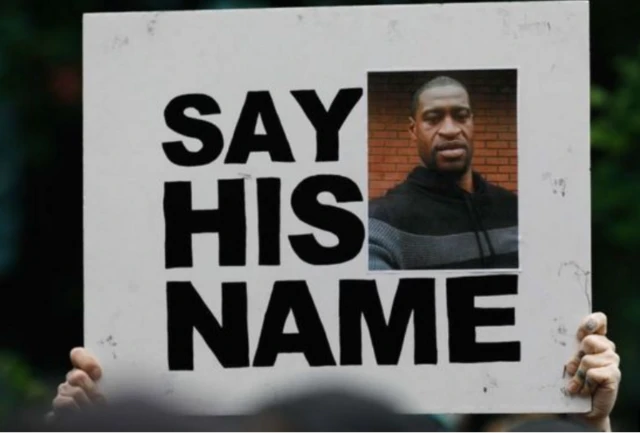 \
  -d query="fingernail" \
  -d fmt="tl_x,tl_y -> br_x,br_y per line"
585,318 -> 597,331
562,366 -> 567,378
567,381 -> 579,393
585,377 -> 594,390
